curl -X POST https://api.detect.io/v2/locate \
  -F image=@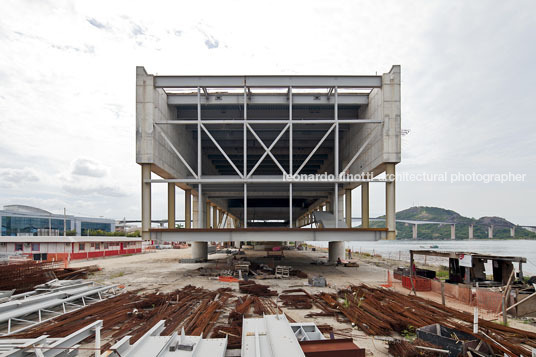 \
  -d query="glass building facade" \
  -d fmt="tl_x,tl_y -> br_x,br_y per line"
1,216 -> 71,236
81,222 -> 112,235
0,205 -> 115,236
